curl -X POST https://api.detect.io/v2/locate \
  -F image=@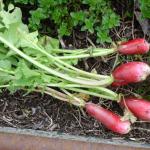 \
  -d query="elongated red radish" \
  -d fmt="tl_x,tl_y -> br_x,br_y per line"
120,98 -> 150,121
118,38 -> 149,54
85,103 -> 131,134
112,62 -> 150,86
